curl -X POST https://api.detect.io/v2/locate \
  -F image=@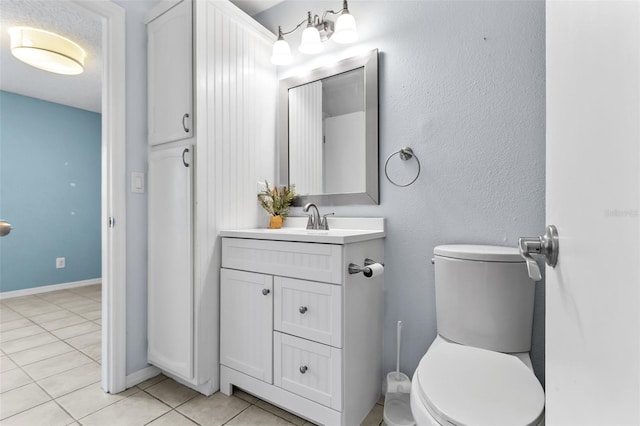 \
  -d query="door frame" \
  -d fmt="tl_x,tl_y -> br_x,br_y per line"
71,0 -> 127,394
